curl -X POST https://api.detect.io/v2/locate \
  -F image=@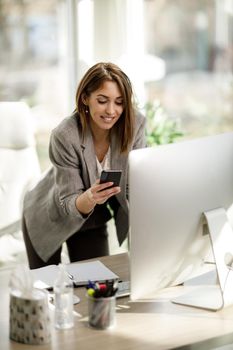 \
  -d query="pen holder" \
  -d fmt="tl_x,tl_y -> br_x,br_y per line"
9,289 -> 51,345
87,294 -> 116,330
